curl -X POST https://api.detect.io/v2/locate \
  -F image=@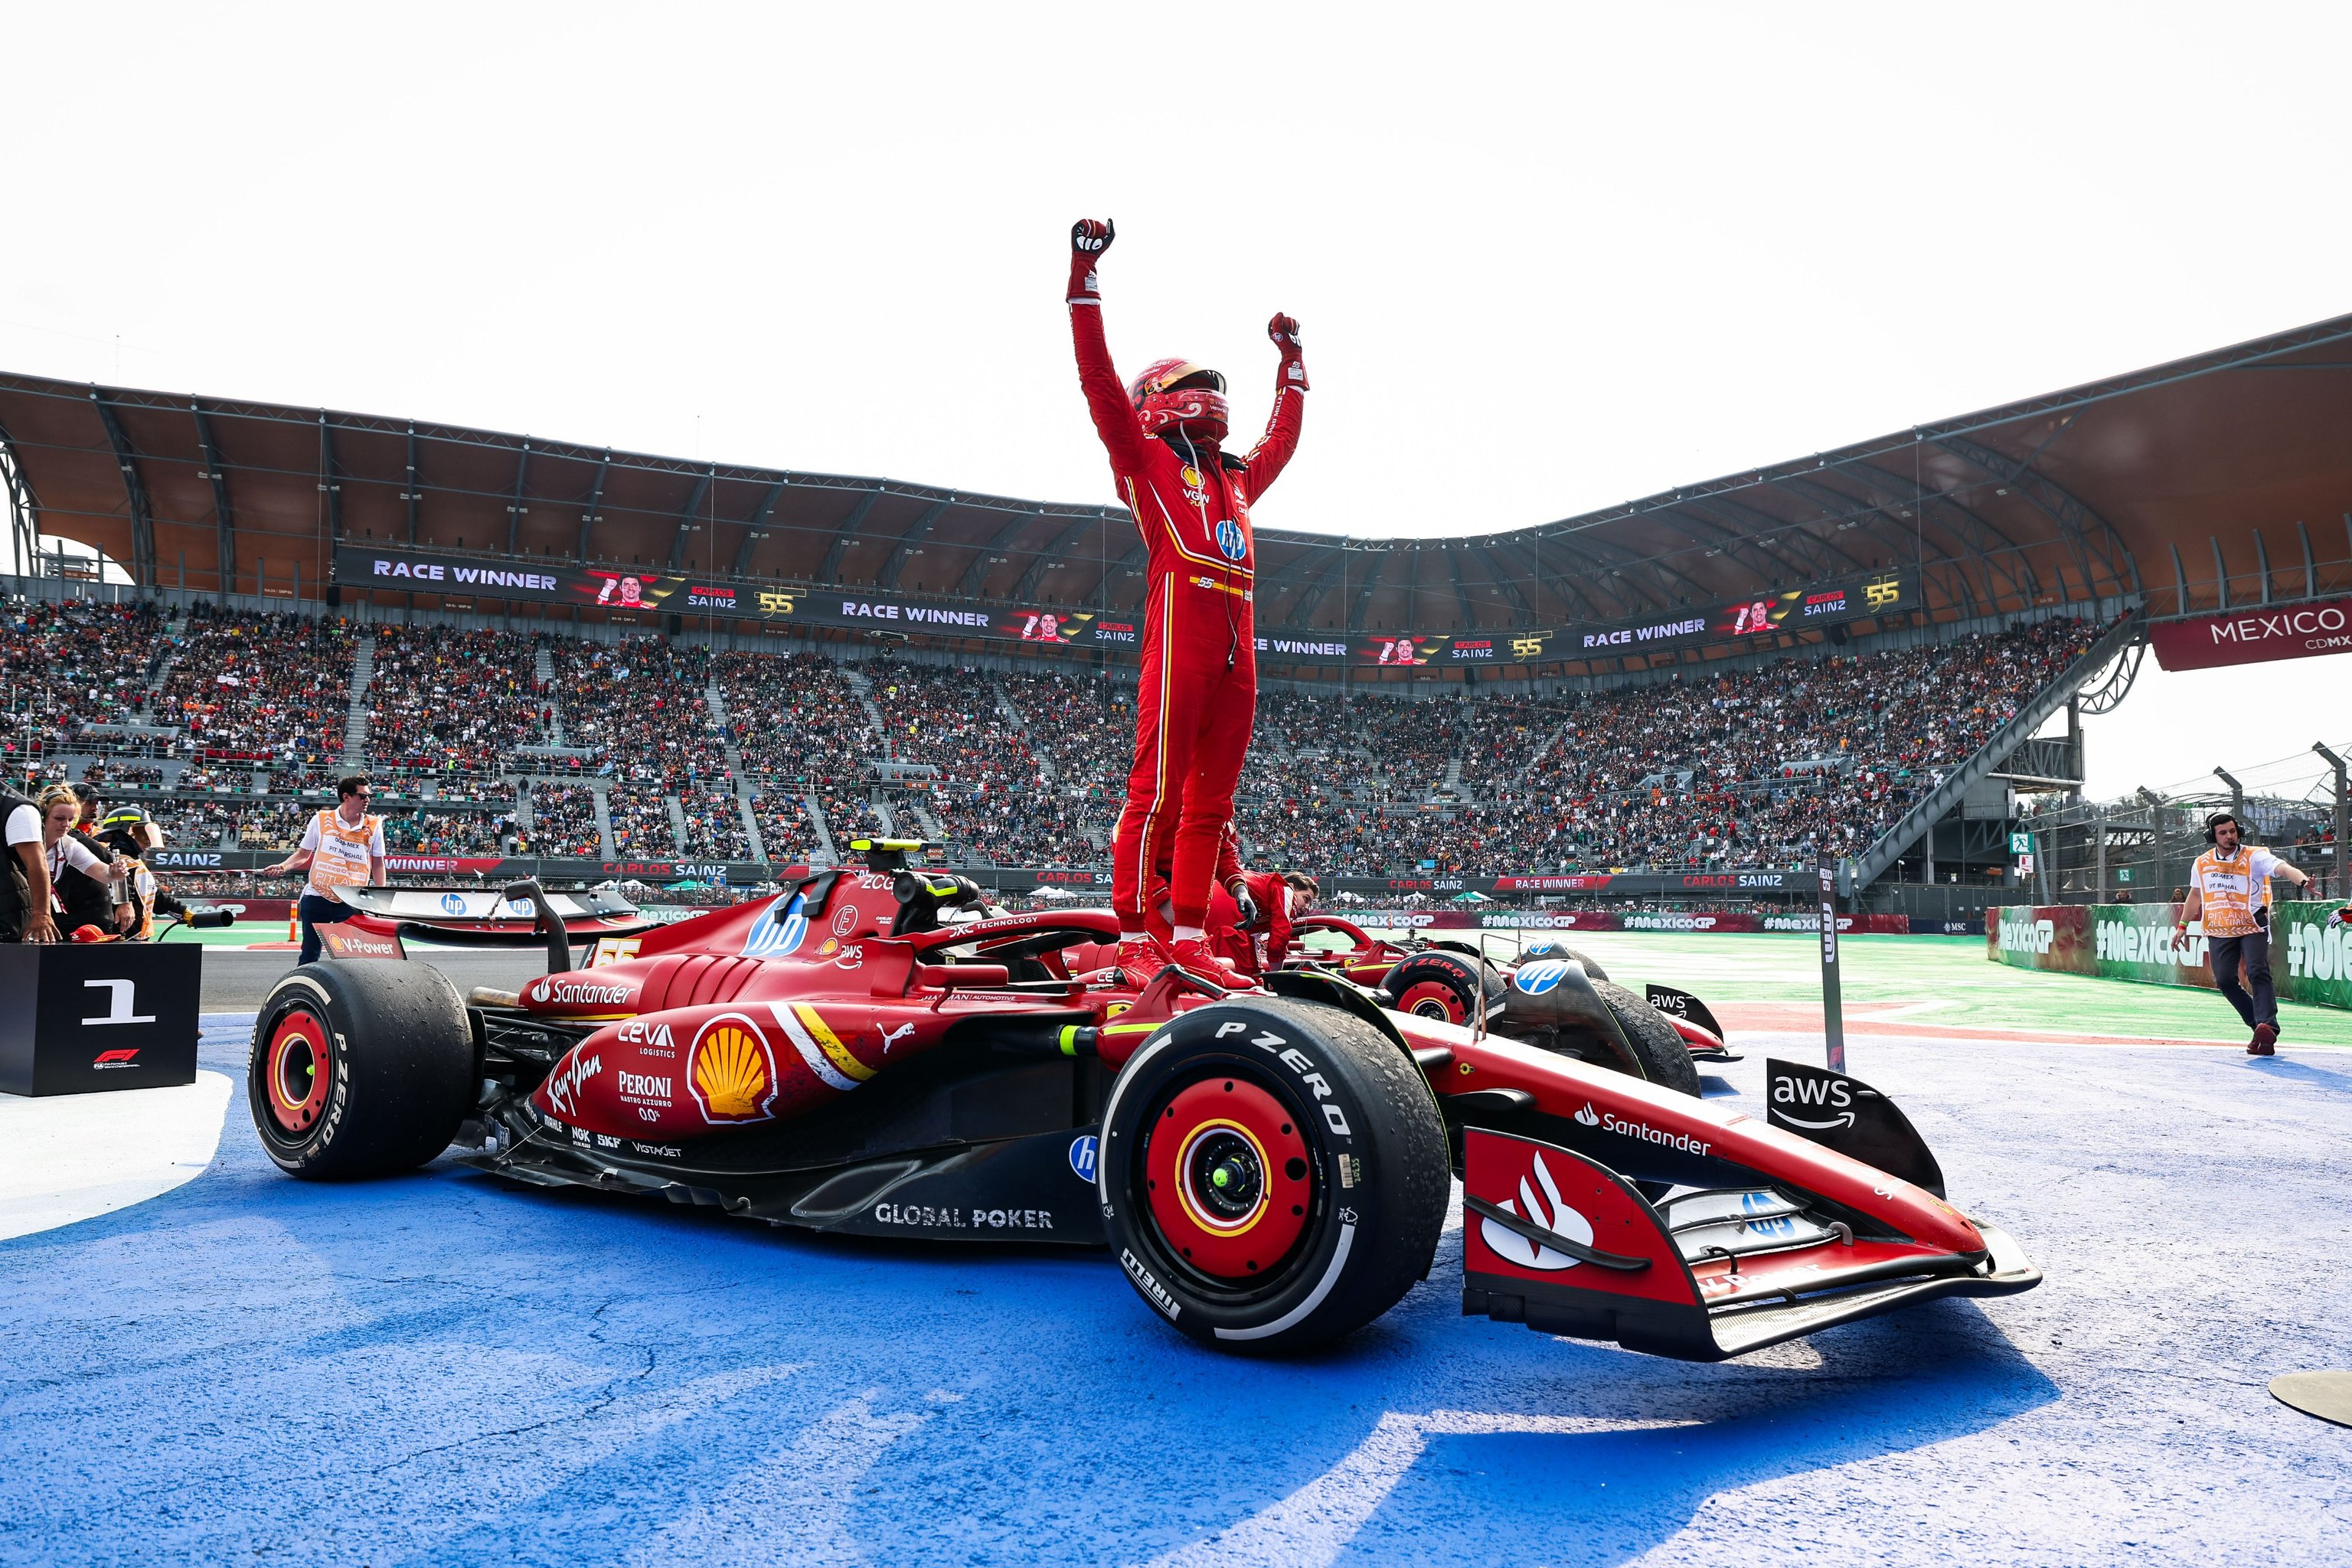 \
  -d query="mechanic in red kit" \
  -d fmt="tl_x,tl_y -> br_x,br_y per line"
1067,217 -> 1307,982
1139,821 -> 1321,981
